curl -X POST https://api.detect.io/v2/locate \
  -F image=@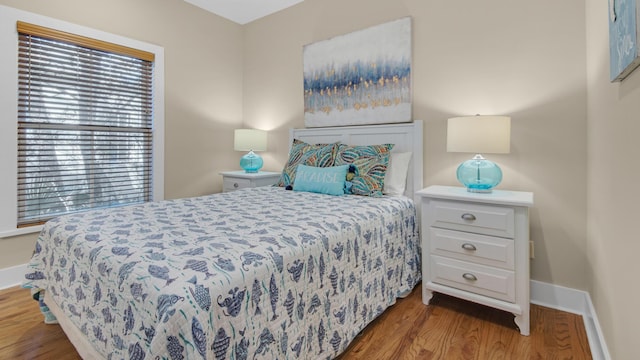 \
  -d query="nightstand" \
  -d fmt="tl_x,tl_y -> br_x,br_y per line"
219,171 -> 281,192
417,185 -> 534,335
